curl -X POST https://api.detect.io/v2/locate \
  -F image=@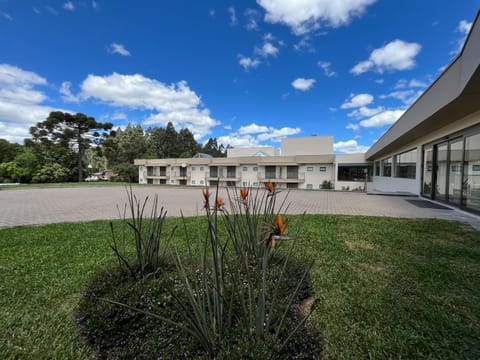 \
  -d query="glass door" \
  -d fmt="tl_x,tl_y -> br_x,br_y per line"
464,133 -> 480,212
448,139 -> 463,205
422,145 -> 433,197
434,142 -> 448,201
